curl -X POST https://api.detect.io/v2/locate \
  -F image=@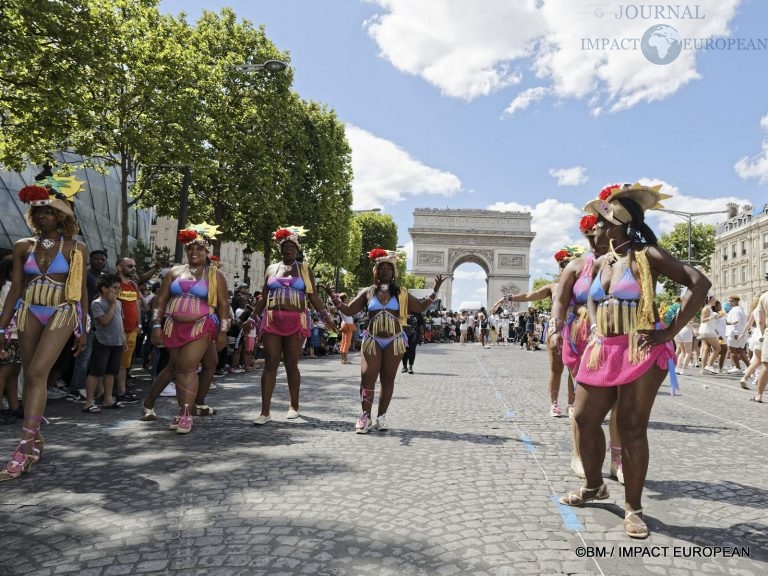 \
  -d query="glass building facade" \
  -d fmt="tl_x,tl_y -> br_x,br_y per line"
0,152 -> 150,267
